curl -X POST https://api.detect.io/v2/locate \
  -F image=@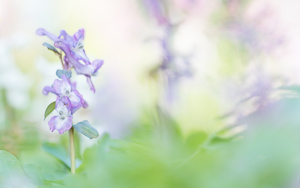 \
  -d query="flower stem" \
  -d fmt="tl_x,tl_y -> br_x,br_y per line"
59,50 -> 64,69
69,127 -> 76,174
